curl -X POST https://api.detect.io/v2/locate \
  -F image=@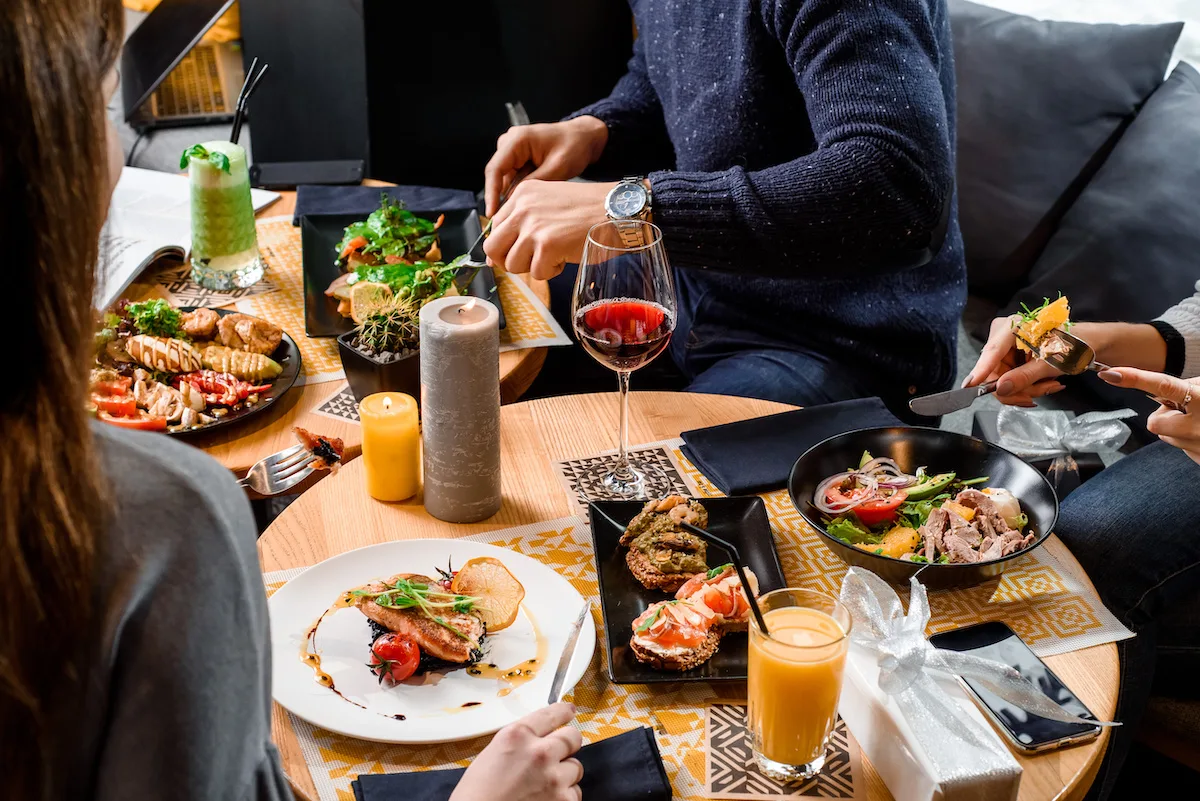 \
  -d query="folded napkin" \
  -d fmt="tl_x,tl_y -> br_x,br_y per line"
680,397 -> 903,495
351,727 -> 670,801
293,185 -> 478,226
